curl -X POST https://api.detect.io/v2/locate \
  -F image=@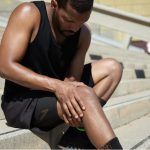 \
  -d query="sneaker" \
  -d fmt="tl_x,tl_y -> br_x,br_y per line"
57,127 -> 96,149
